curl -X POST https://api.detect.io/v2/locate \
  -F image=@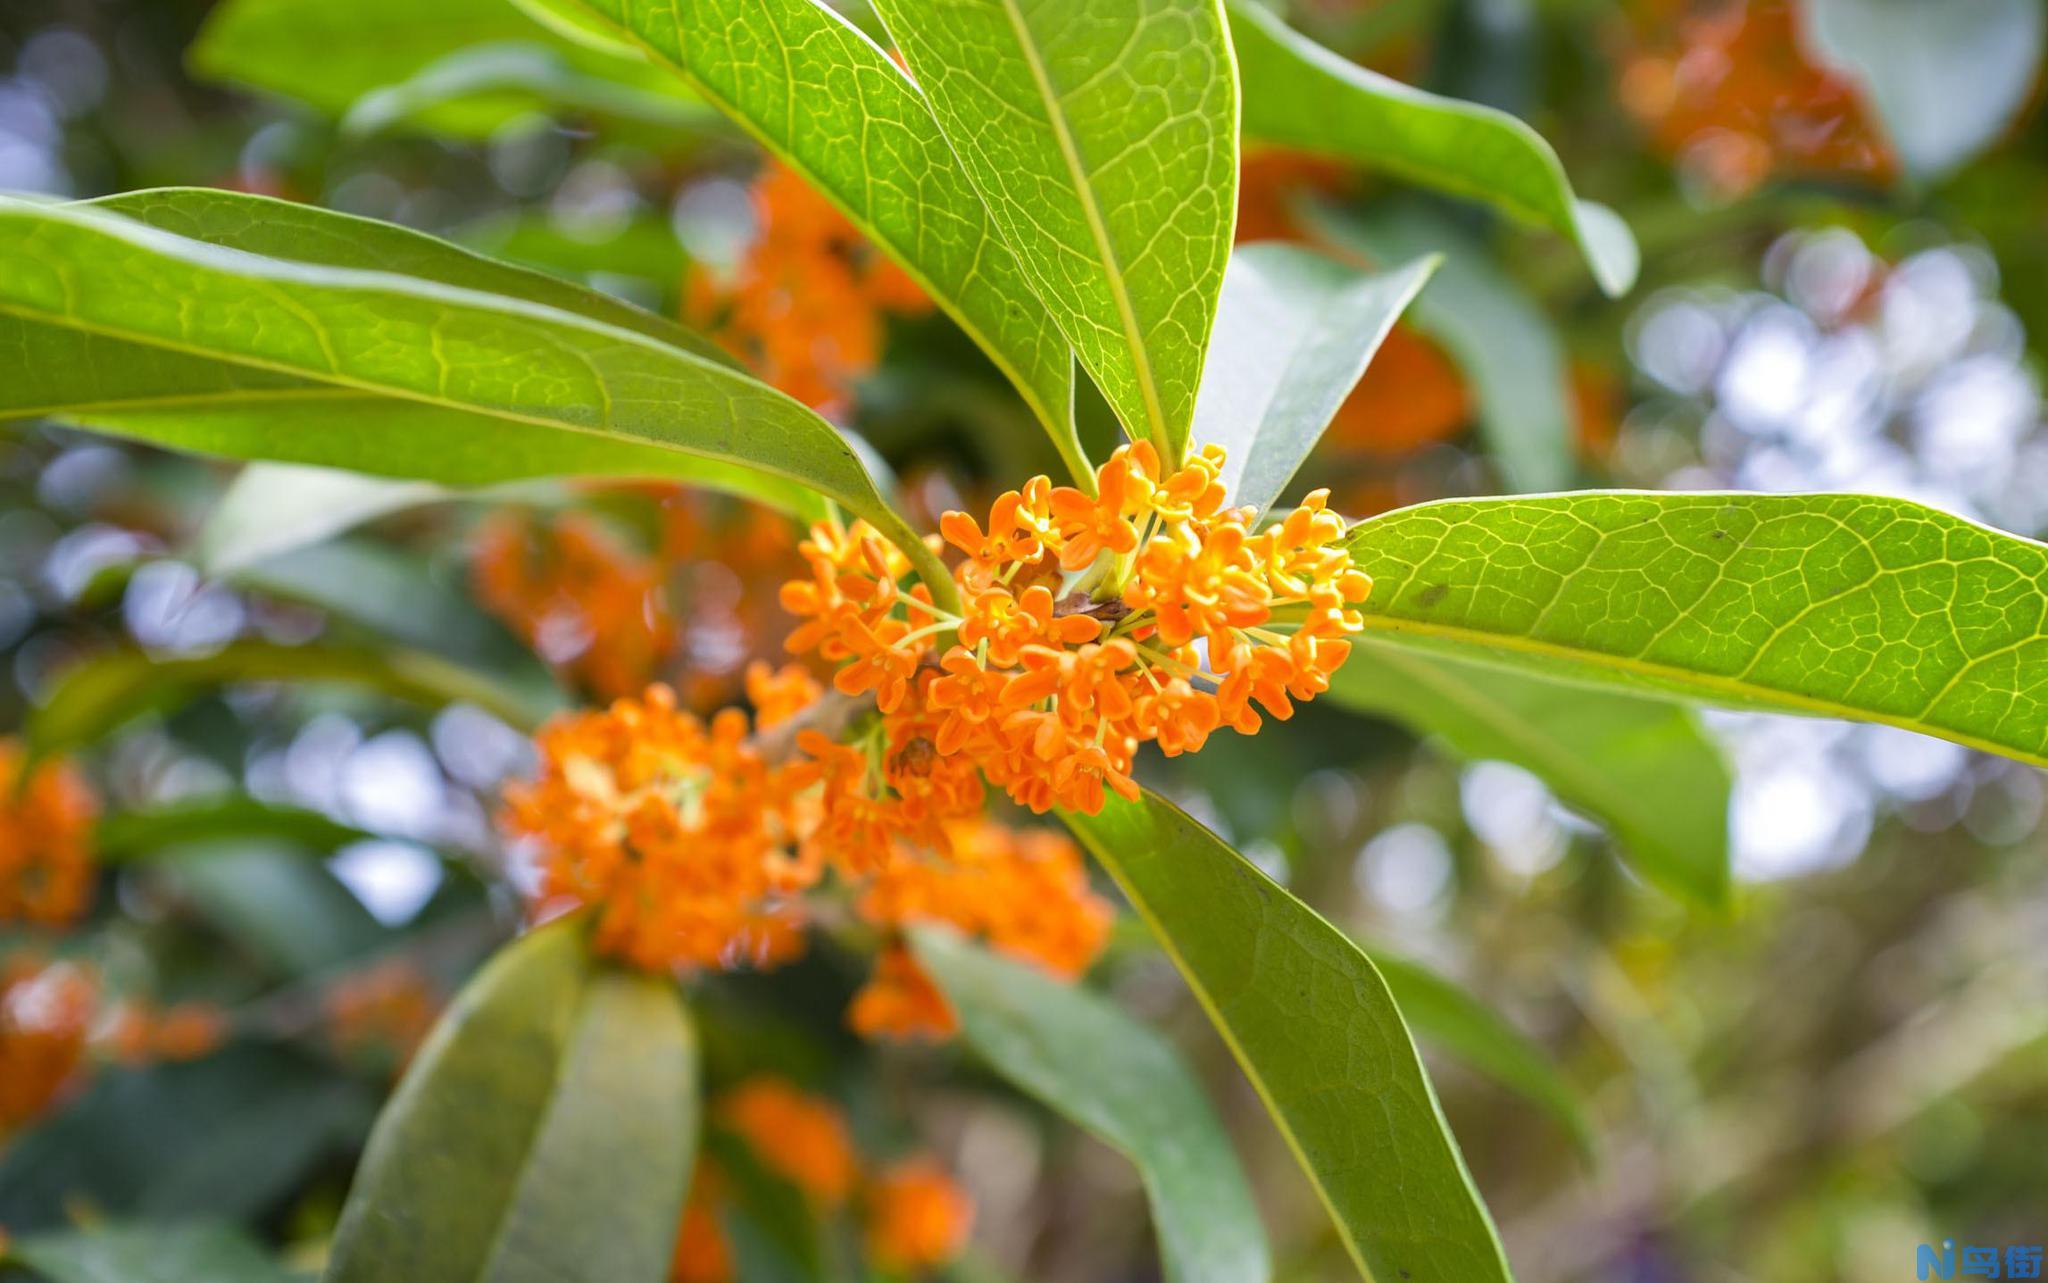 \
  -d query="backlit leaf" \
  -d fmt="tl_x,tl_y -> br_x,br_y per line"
0,196 -> 942,597
872,0 -> 1238,463
554,0 -> 1089,482
1348,492 -> 2048,768
911,928 -> 1269,1283
1064,791 -> 1515,1283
